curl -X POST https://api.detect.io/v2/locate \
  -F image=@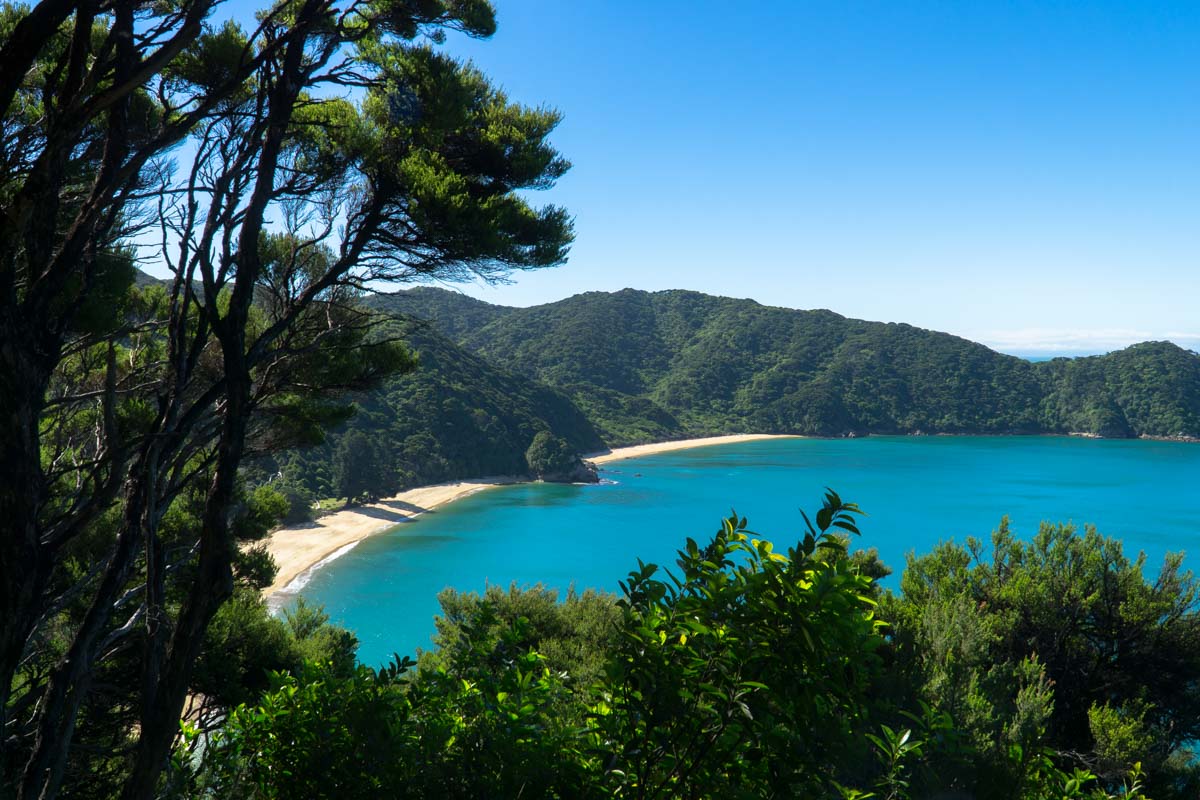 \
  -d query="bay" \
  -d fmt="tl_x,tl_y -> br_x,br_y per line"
294,436 -> 1200,666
